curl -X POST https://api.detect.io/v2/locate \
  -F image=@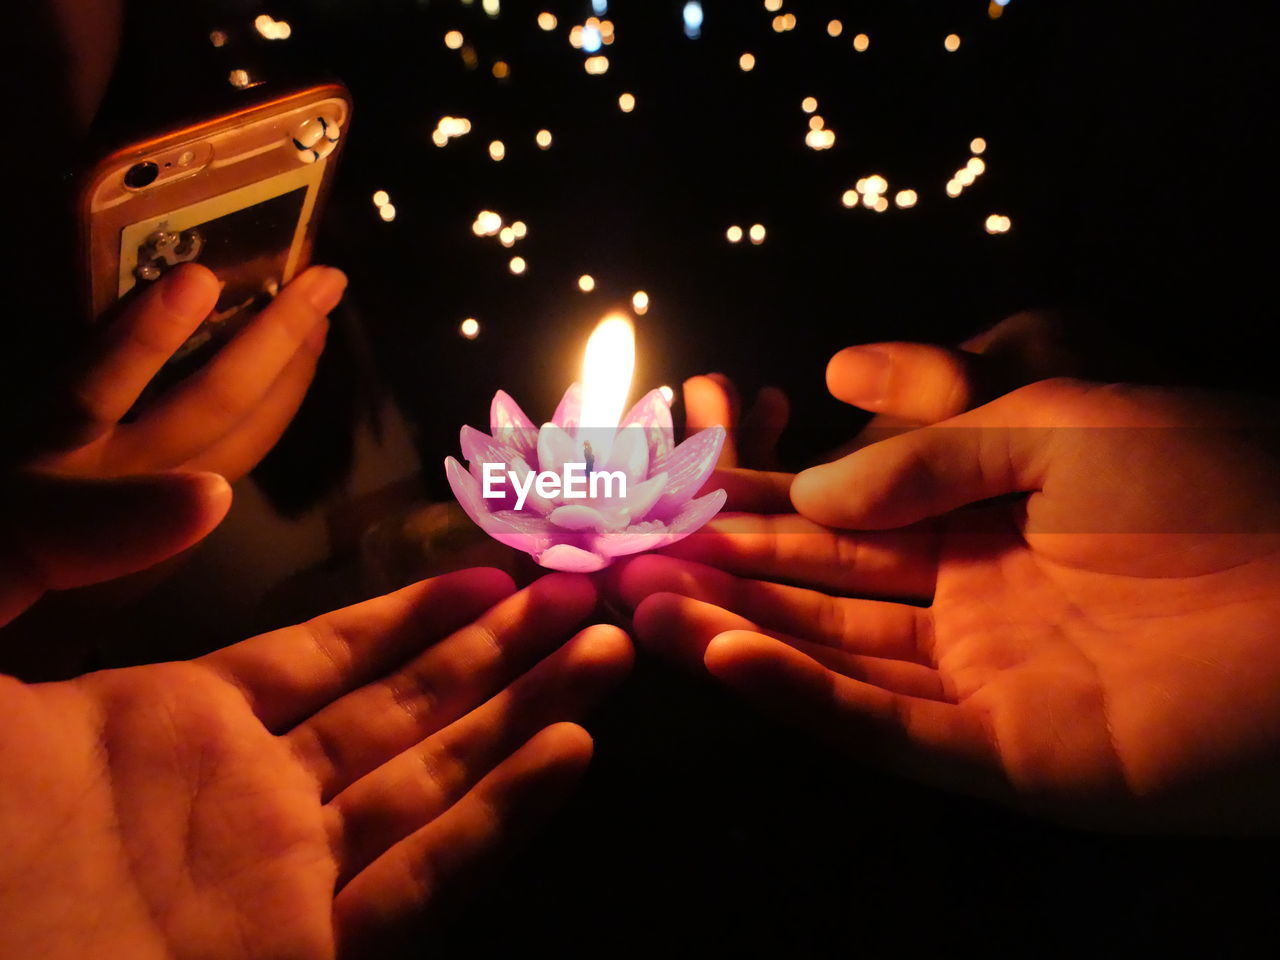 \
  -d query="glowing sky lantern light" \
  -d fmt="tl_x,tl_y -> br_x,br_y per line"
618,92 -> 636,112
841,189 -> 858,207
828,19 -> 843,37
512,220 -> 528,239
488,140 -> 506,161
749,223 -> 766,244
379,203 -> 396,222
475,210 -> 503,235
499,226 -> 516,247
509,256 -> 527,274
895,189 -> 918,208
946,179 -> 962,197
372,190 -> 389,207
569,25 -> 584,49
631,290 -> 650,315
809,115 -> 824,131
971,136 -> 987,154
874,196 -> 889,212
582,25 -> 603,53
536,129 -> 553,149
584,55 -> 610,74
460,318 -> 480,339
726,225 -> 743,243
764,0 -> 782,11
577,314 -> 635,464
444,30 -> 464,49
592,0 -> 608,13
578,274 -> 596,292
801,96 -> 818,113
683,2 -> 703,39
967,156 -> 987,175
538,11 -> 557,30
739,52 -> 756,71
482,0 -> 499,17
853,33 -> 869,52
945,33 -> 961,52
